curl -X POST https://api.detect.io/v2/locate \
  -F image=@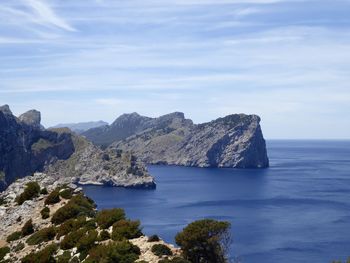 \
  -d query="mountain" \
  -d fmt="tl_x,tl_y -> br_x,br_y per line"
50,121 -> 108,134
84,112 -> 269,168
0,105 -> 155,191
